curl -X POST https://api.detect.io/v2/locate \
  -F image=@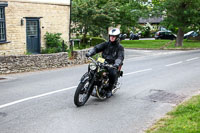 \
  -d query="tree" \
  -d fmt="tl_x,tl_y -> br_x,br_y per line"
153,0 -> 200,47
71,0 -> 98,43
71,0 -> 119,42
71,0 -> 149,41
113,0 -> 149,33
91,1 -> 120,36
